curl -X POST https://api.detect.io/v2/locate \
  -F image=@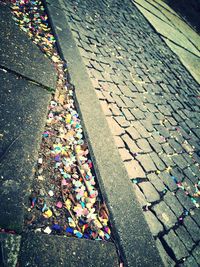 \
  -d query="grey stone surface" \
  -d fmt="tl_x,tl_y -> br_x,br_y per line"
139,182 -> 160,203
0,71 -> 51,232
155,238 -> 176,267
19,233 -> 118,267
175,225 -> 195,251
0,233 -> 21,267
192,246 -> 200,265
45,2 -> 164,266
183,216 -> 200,243
152,202 -> 177,229
0,3 -> 57,89
162,230 -> 189,261
143,211 -> 164,236
136,154 -> 157,172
